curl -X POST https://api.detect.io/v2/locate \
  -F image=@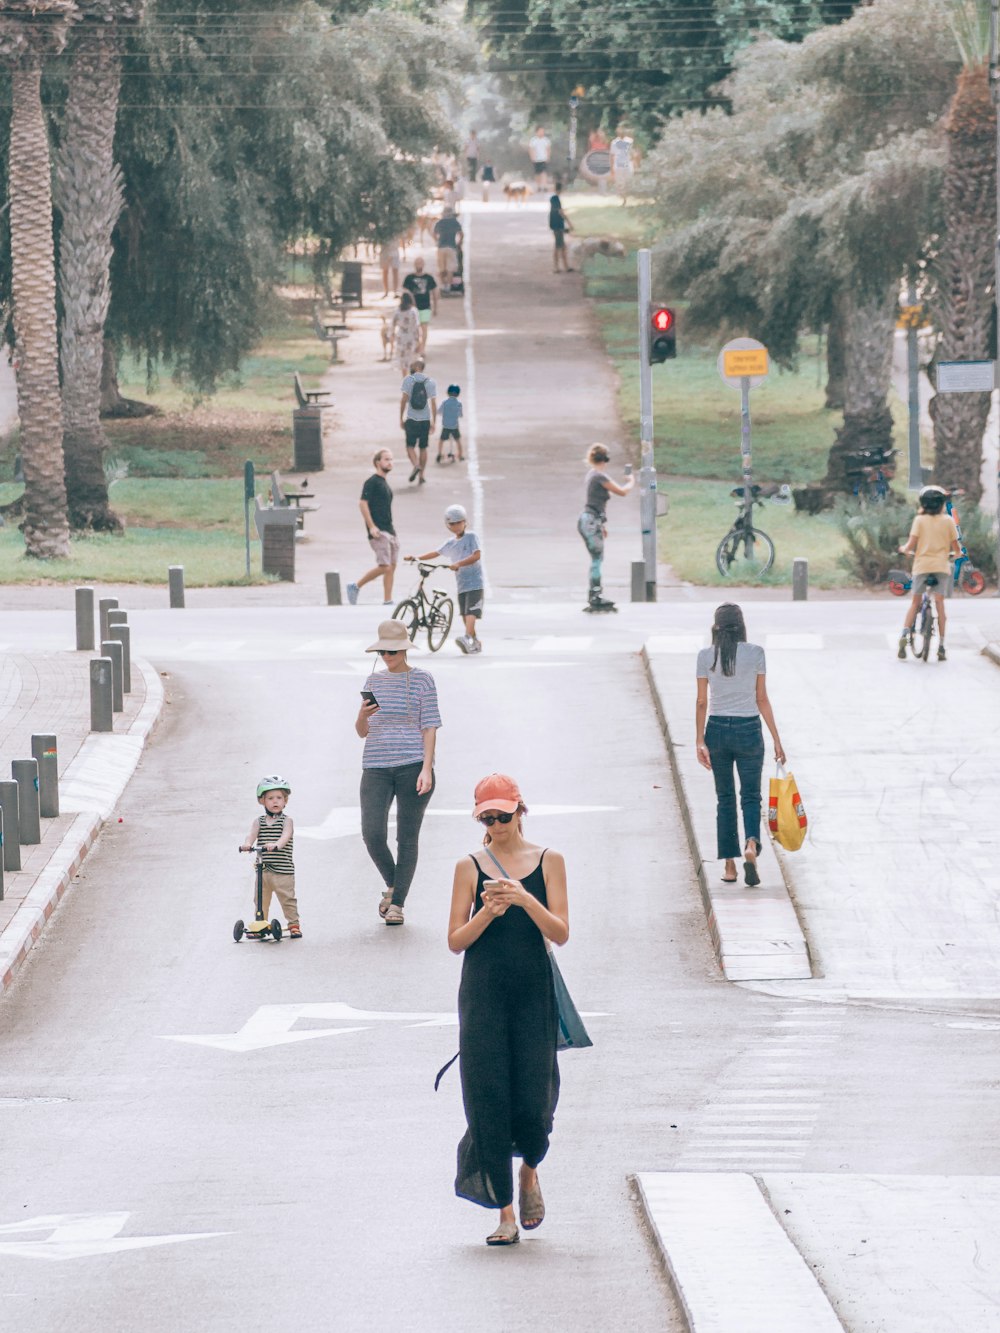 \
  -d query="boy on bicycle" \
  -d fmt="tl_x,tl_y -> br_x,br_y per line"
897,485 -> 961,662
407,504 -> 484,654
